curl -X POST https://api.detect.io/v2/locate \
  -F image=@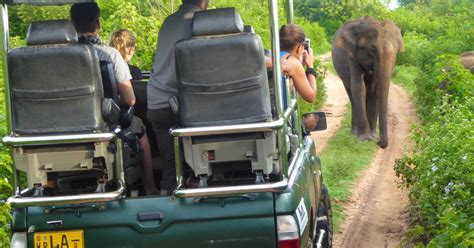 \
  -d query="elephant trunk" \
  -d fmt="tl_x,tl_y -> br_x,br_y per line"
376,56 -> 393,149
